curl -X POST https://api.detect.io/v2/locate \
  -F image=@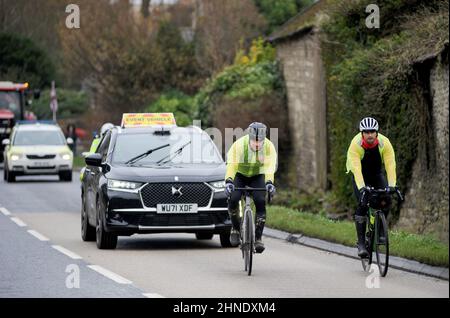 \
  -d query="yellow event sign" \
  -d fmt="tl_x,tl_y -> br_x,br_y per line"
121,113 -> 177,128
